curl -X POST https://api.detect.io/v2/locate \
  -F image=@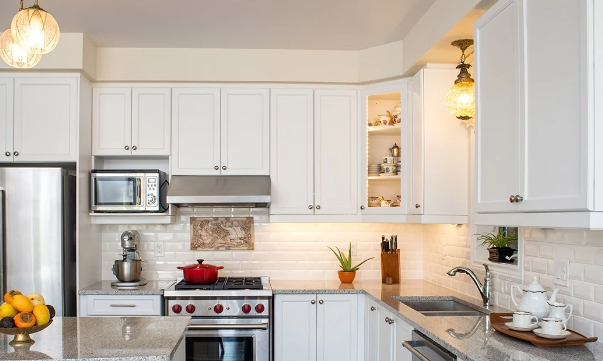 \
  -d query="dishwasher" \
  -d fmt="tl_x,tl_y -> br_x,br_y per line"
402,330 -> 457,361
